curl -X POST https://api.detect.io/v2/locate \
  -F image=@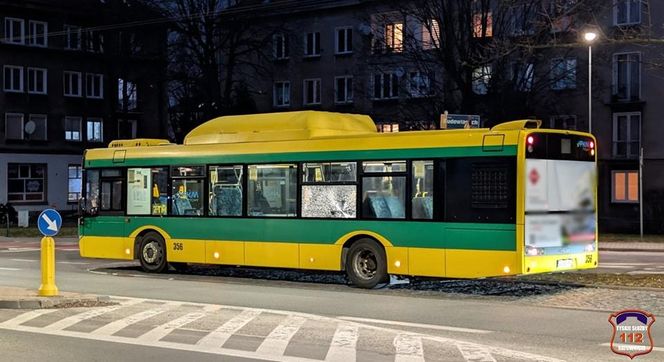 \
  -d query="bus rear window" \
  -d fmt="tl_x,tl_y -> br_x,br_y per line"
525,133 -> 594,161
